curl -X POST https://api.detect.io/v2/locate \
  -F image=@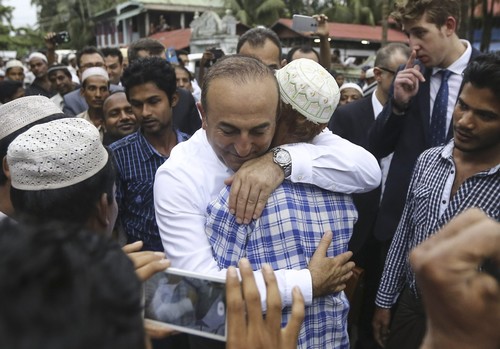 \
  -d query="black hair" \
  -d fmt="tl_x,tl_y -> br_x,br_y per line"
10,148 -> 116,226
0,219 -> 145,349
286,45 -> 320,63
122,56 -> 176,104
236,27 -> 282,56
127,38 -> 165,64
0,80 -> 23,104
462,51 -> 500,98
47,64 -> 72,79
102,47 -> 124,65
76,46 -> 105,69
